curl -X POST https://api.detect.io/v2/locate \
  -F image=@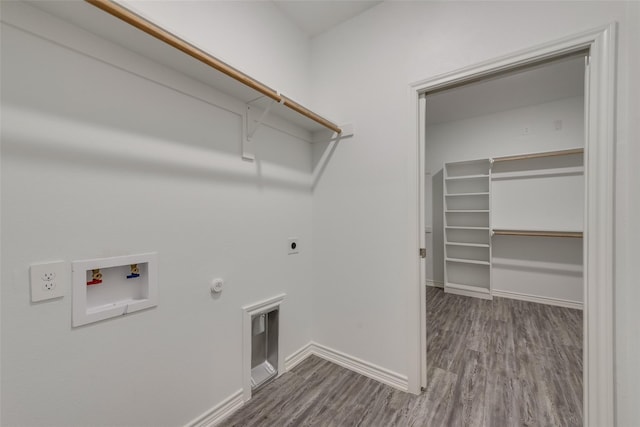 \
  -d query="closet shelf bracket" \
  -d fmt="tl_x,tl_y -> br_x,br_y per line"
312,123 -> 356,144
242,96 -> 285,160
246,97 -> 285,141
